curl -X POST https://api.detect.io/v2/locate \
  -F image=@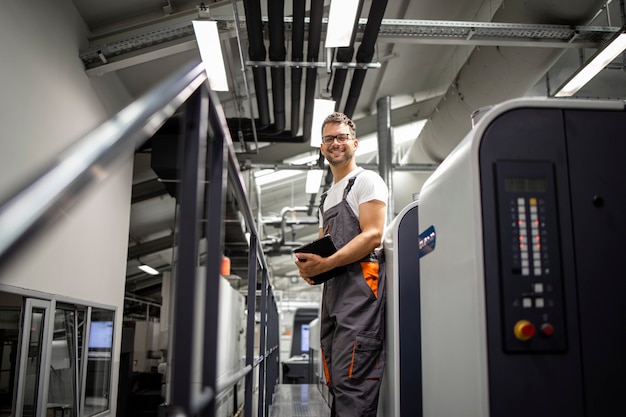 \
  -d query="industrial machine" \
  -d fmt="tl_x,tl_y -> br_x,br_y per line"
381,199 -> 421,417
384,98 -> 626,416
